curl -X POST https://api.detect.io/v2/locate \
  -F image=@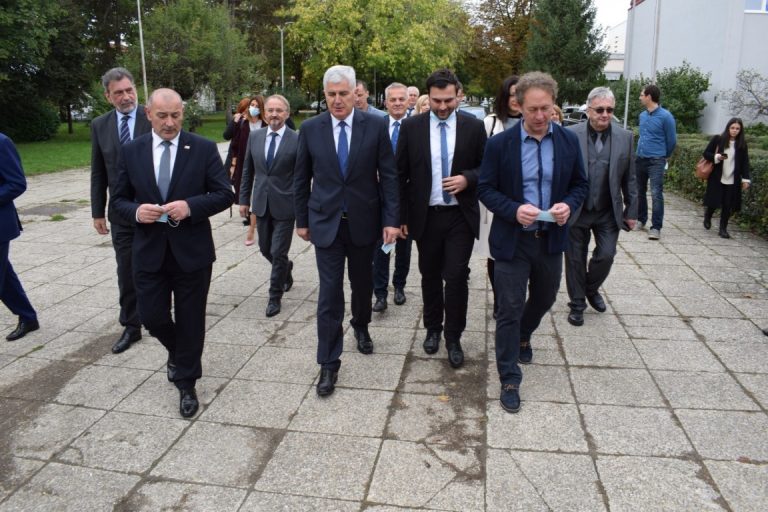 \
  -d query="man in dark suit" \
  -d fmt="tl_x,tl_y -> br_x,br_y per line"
294,65 -> 400,397
111,88 -> 233,418
566,87 -> 637,327
0,133 -> 39,341
239,94 -> 298,318
90,67 -> 152,354
397,69 -> 487,369
478,72 -> 588,413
